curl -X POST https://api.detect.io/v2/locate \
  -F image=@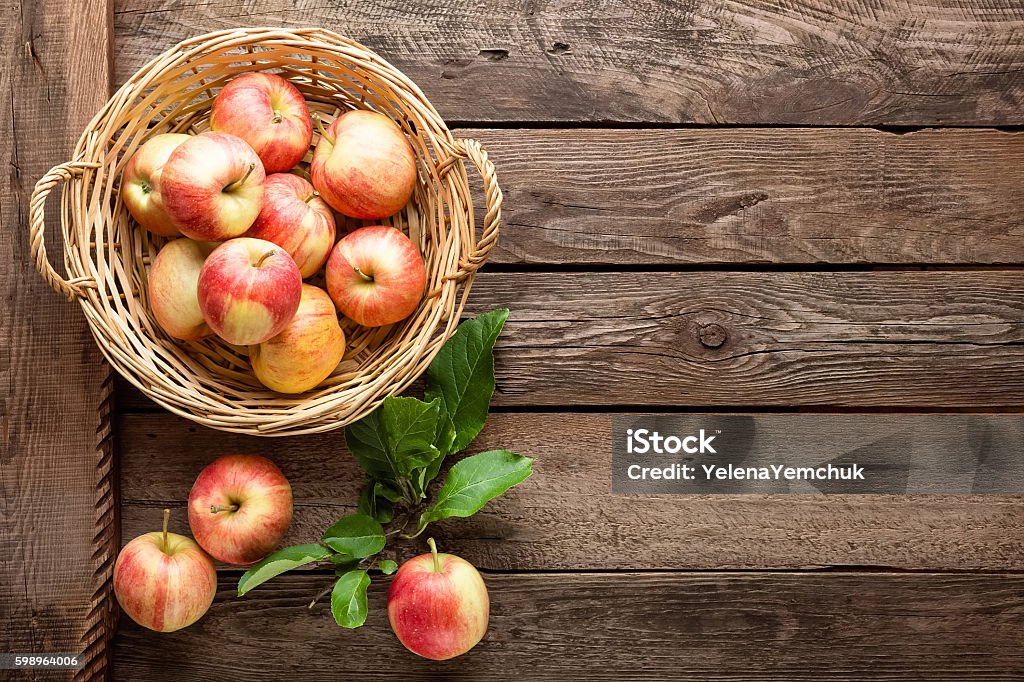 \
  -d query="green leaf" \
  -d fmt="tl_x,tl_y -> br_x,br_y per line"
378,559 -> 398,575
422,447 -> 448,486
410,424 -> 453,501
420,450 -> 533,526
435,419 -> 457,457
321,514 -> 386,558
410,447 -> 449,501
412,467 -> 430,500
237,544 -> 330,596
331,570 -> 370,628
346,396 -> 443,482
412,444 -> 452,500
376,482 -> 403,502
357,481 -> 396,524
381,397 -> 443,472
345,411 -> 390,479
425,308 -> 509,454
